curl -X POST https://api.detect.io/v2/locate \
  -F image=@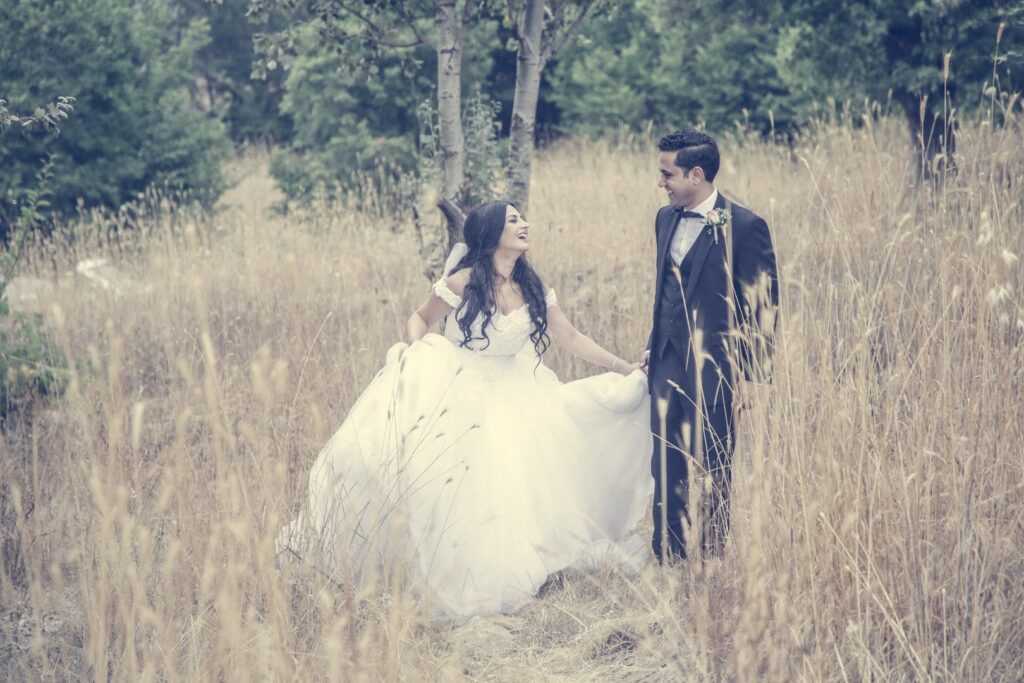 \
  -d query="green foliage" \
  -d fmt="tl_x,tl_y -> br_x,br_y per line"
710,0 -> 1024,141
0,96 -> 75,139
547,0 -> 1023,139
418,93 -> 506,208
686,20 -> 822,137
547,1 -> 686,135
1,0 -> 1012,225
780,0 -> 1024,104
0,0 -> 230,239
0,159 -> 69,421
267,34 -> 436,205
461,94 -> 506,206
248,0 -> 434,80
0,310 -> 68,420
259,10 -> 500,207
548,0 -> 824,138
175,0 -> 292,143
